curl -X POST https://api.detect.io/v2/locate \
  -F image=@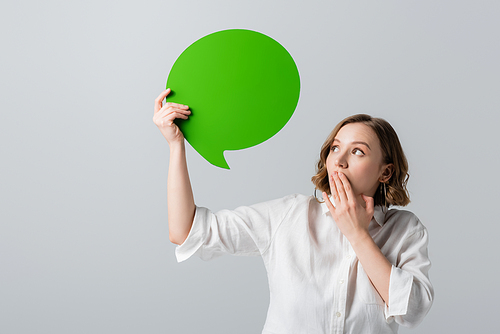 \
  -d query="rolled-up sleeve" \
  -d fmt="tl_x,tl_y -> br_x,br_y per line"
175,206 -> 213,262
175,195 -> 297,263
384,227 -> 434,327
